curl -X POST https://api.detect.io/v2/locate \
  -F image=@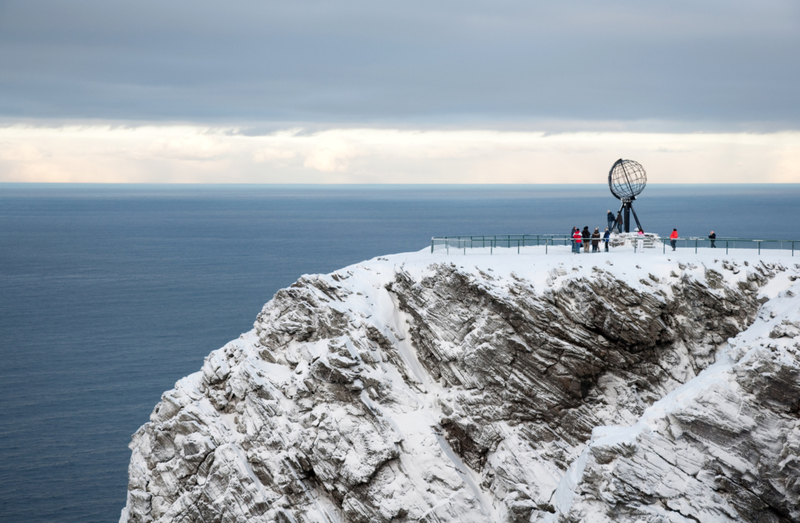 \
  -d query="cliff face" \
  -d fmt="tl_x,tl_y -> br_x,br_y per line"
120,251 -> 800,523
